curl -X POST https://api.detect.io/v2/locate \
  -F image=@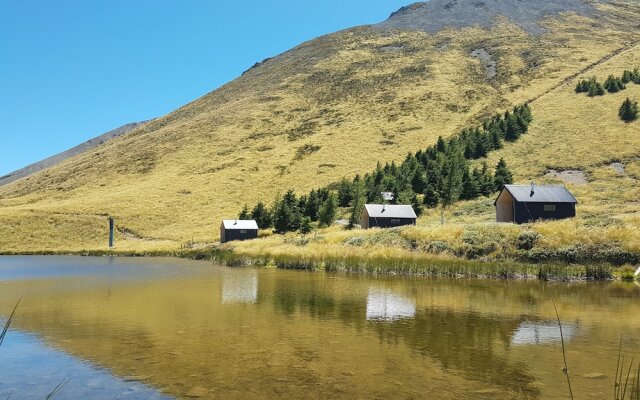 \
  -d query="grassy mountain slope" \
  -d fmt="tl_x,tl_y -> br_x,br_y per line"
0,121 -> 150,187
0,0 -> 639,253
230,42 -> 640,268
